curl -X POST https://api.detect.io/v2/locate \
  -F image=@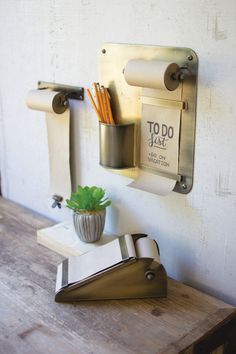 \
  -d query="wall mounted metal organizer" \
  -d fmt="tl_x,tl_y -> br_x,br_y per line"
99,43 -> 198,194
